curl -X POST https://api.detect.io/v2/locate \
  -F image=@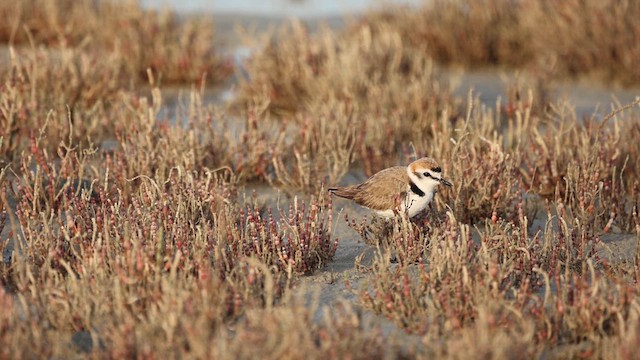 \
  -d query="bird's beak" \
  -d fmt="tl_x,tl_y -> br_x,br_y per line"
440,178 -> 452,187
